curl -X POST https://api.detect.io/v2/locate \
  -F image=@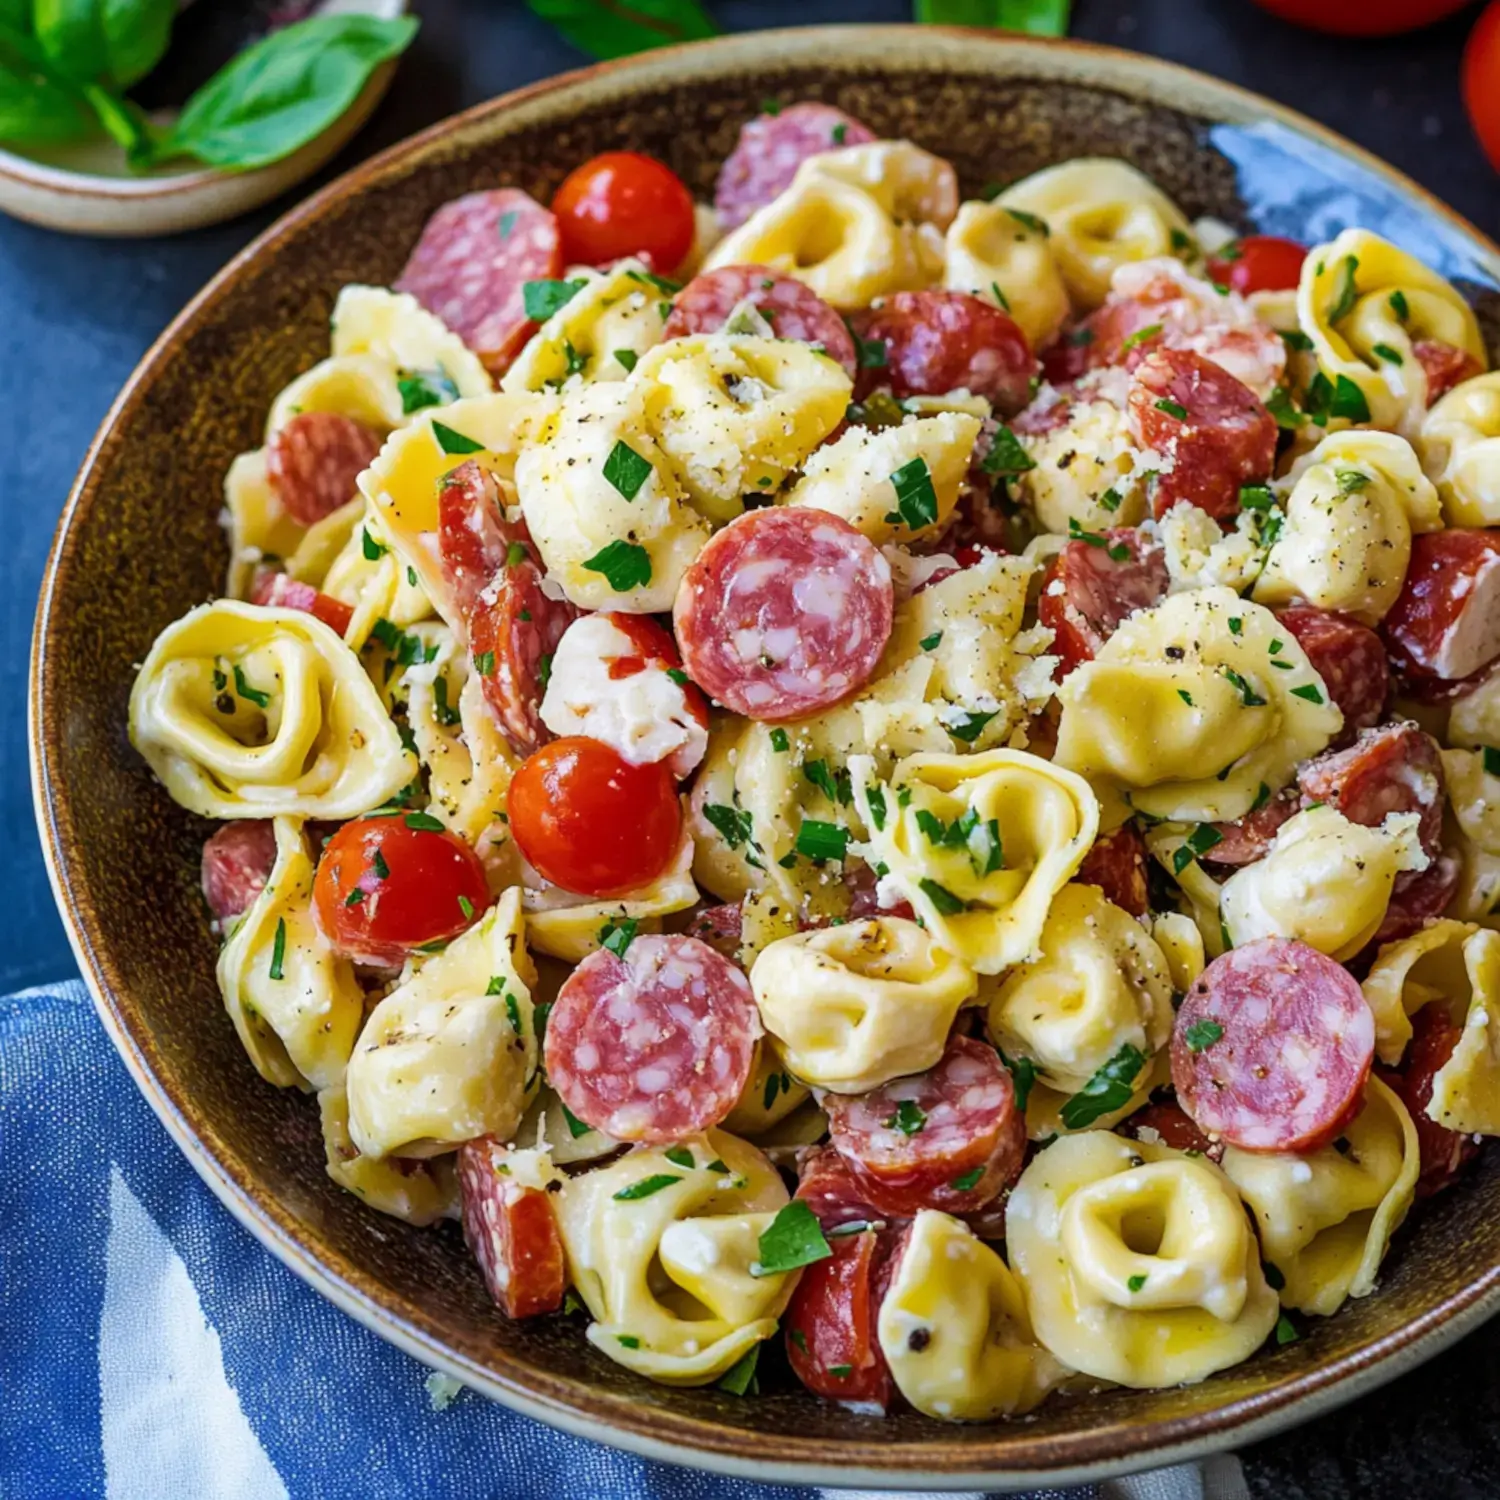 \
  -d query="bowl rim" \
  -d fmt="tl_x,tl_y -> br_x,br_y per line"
29,23 -> 1500,1490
